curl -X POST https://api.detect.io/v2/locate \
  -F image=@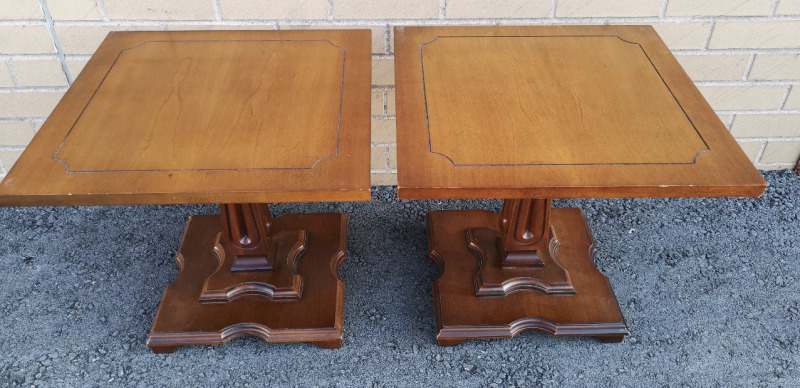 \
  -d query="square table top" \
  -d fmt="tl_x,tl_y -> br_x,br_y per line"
394,25 -> 767,200
0,29 -> 372,206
